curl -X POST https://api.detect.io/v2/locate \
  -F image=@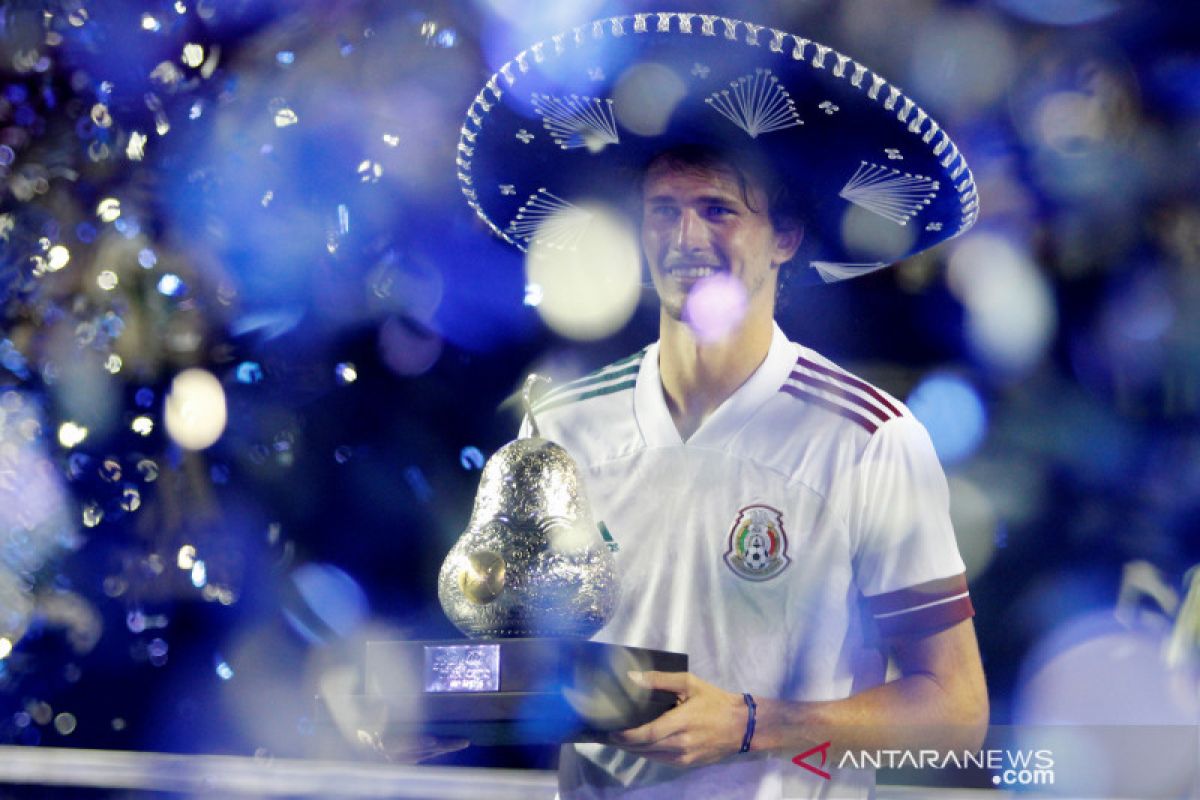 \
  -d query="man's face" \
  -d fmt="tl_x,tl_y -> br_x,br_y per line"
641,161 -> 800,325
